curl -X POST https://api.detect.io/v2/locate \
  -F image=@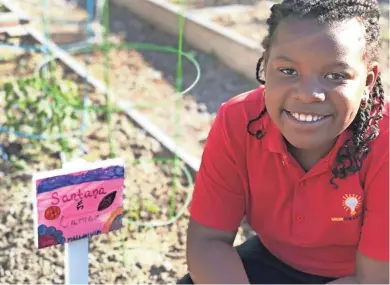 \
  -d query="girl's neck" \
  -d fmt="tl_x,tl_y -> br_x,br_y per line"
286,138 -> 337,172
